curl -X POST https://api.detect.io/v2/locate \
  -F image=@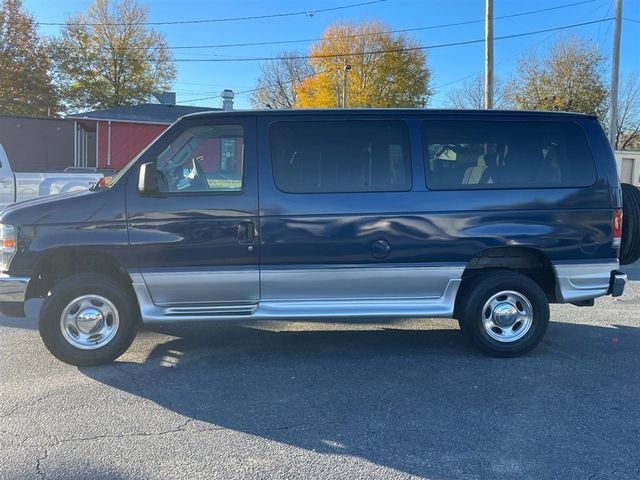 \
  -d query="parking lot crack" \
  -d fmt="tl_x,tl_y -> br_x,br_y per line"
0,393 -> 55,420
0,428 -> 28,445
35,448 -> 49,479
56,417 -> 195,443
